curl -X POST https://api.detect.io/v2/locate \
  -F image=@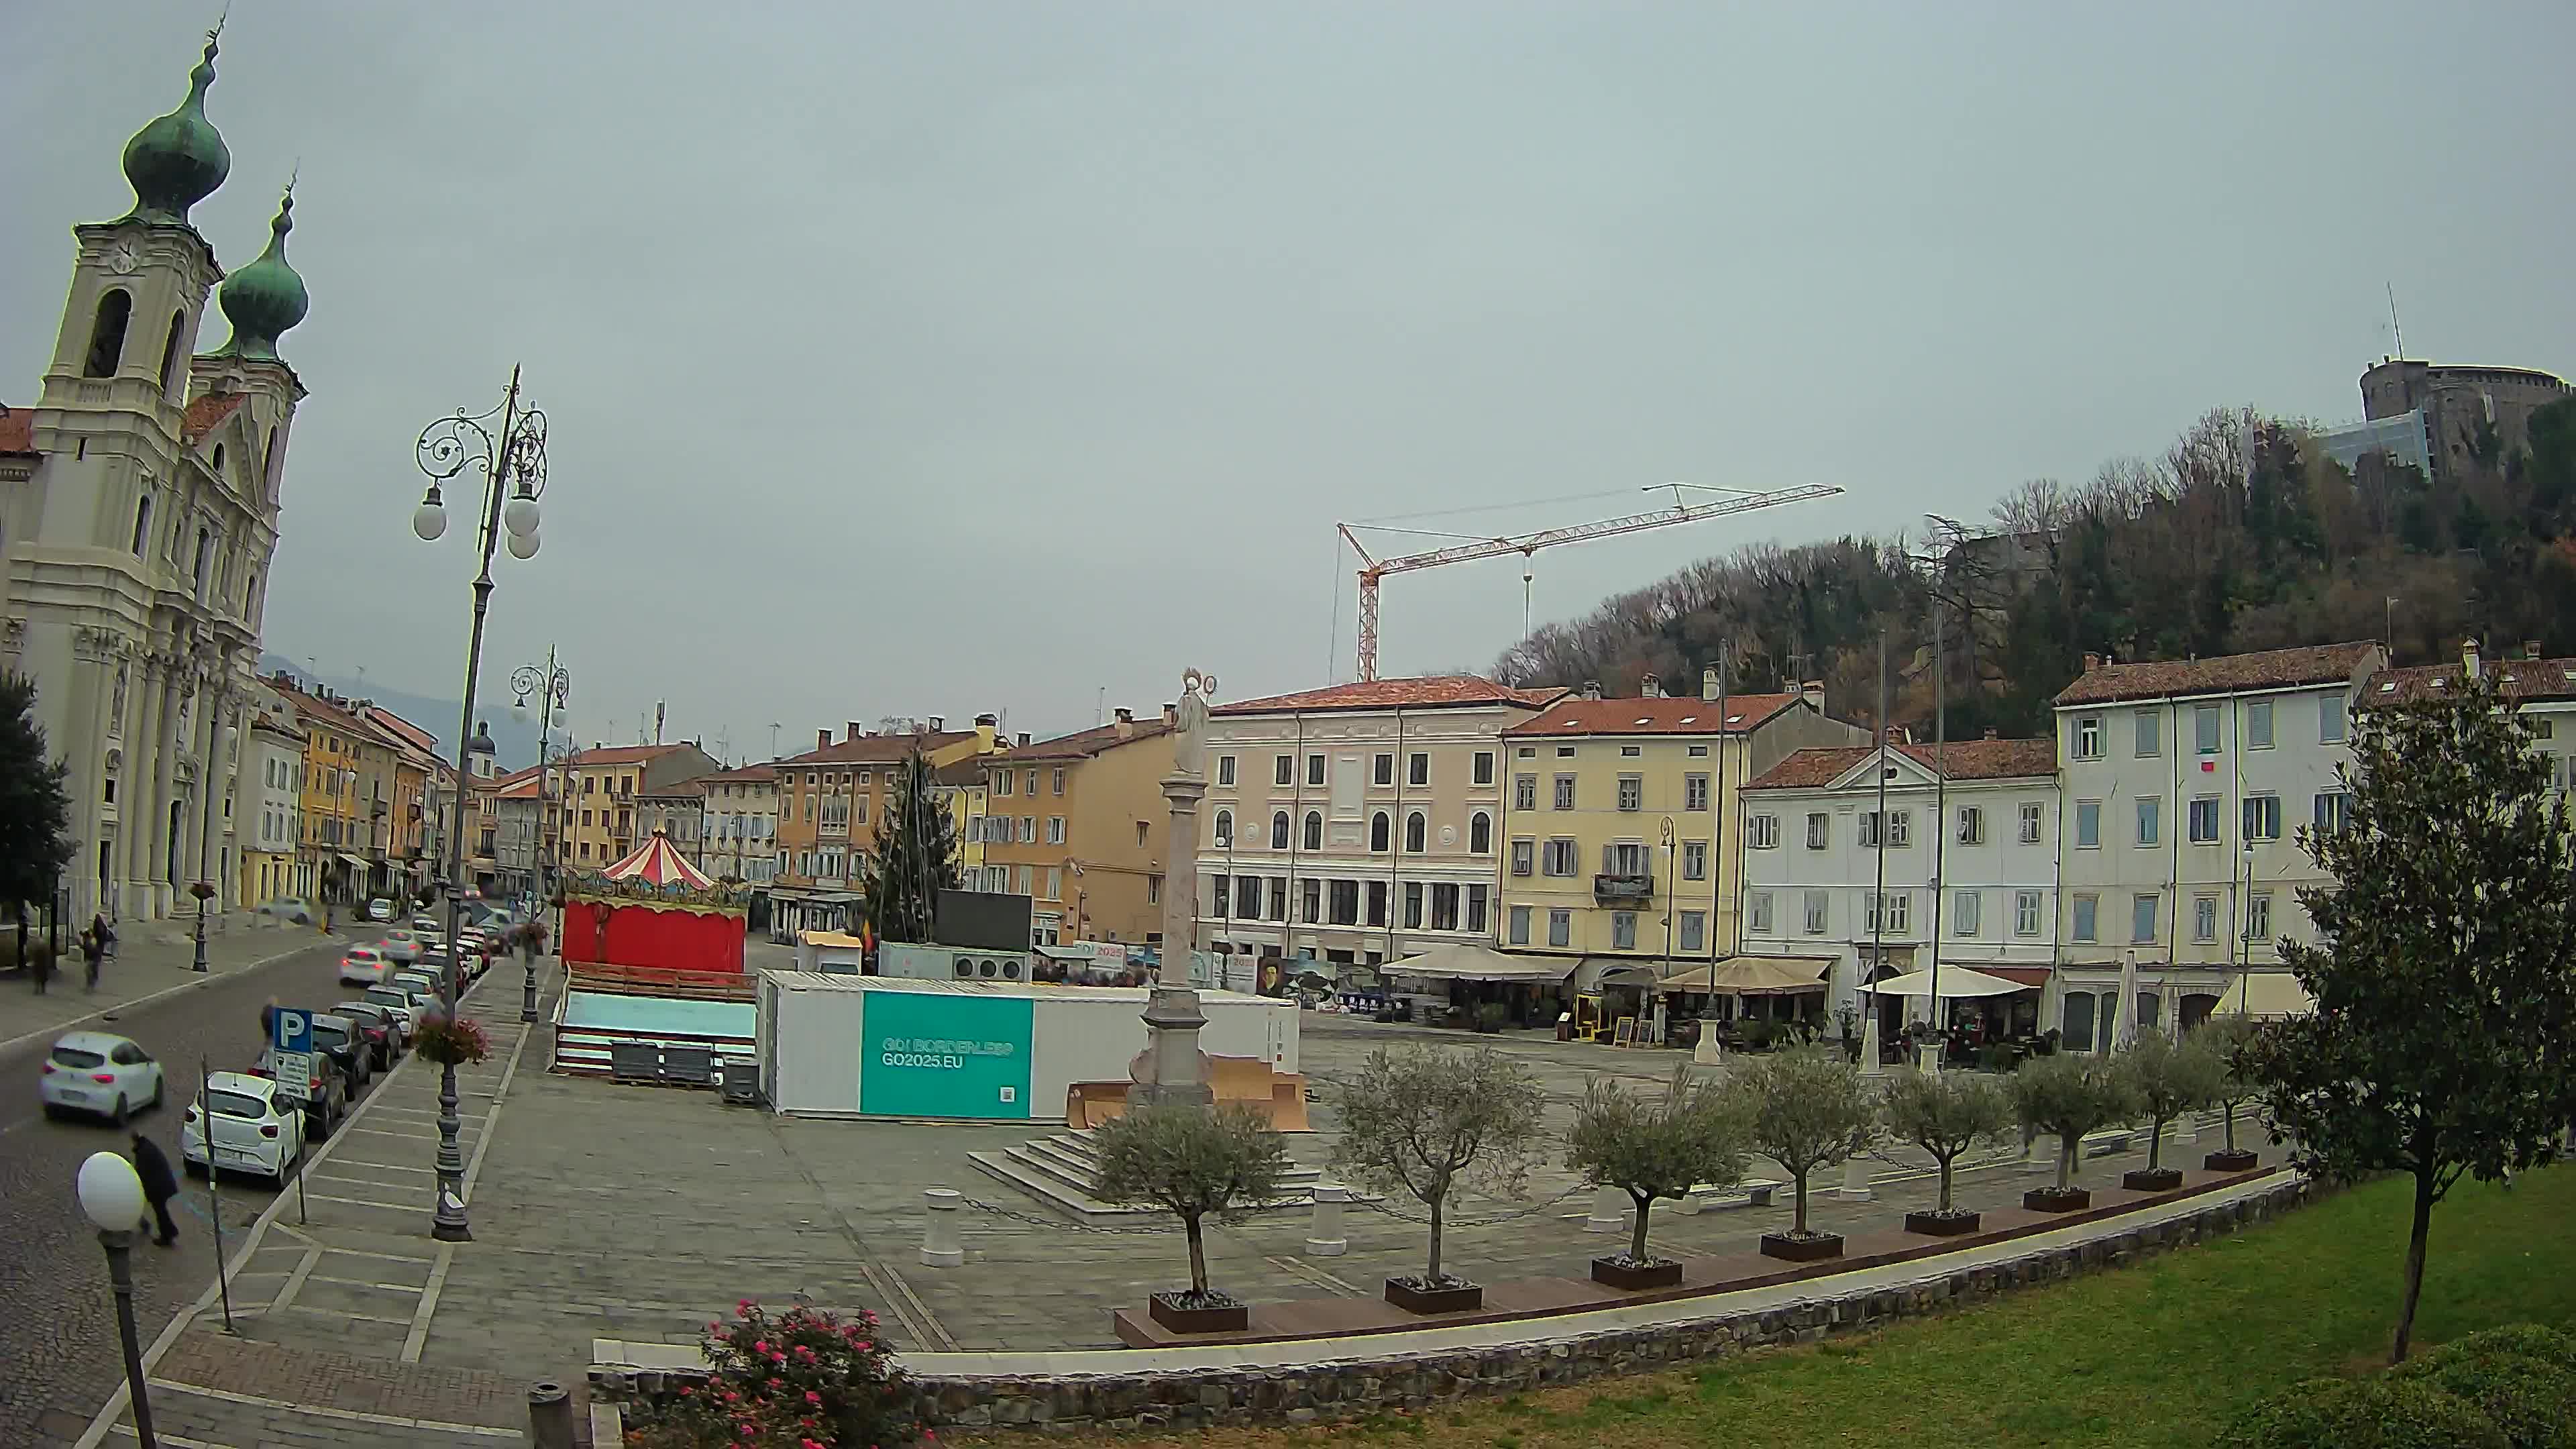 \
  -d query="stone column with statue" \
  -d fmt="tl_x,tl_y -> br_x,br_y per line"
1130,668 -> 1218,1111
